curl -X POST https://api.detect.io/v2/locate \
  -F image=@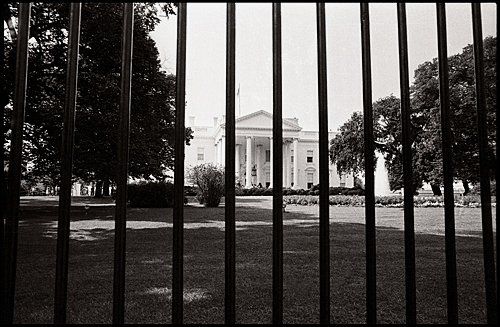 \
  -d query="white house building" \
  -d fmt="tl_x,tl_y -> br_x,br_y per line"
185,110 -> 354,189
